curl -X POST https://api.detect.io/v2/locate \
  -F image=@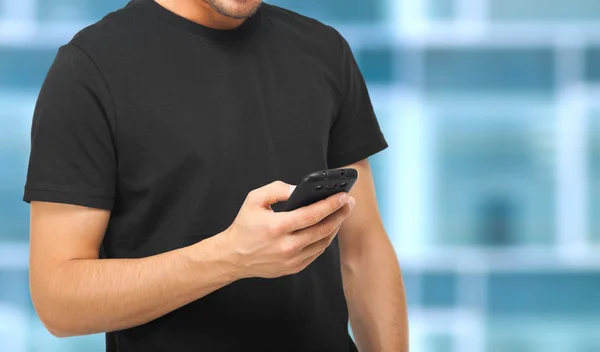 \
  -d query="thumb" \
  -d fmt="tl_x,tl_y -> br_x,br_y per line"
249,181 -> 295,207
